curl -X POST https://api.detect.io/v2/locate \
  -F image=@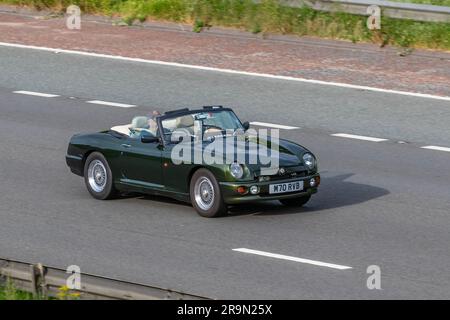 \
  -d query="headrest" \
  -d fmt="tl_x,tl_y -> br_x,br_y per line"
176,115 -> 194,128
131,116 -> 149,129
